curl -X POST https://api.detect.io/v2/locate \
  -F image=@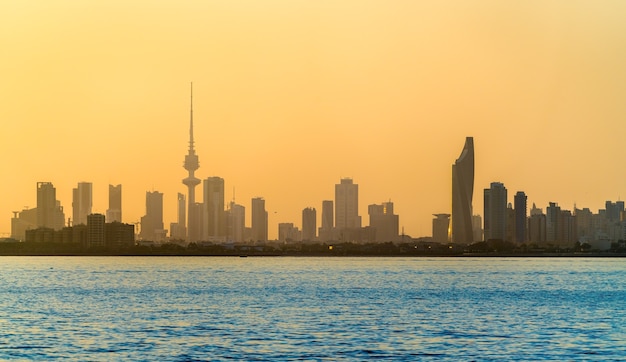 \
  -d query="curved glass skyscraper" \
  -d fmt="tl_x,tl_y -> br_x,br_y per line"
451,137 -> 474,244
